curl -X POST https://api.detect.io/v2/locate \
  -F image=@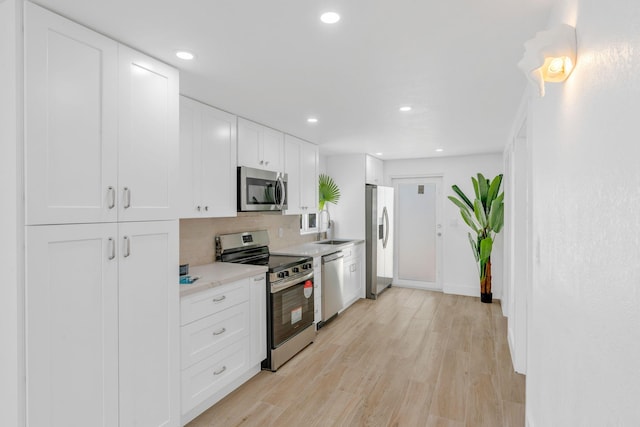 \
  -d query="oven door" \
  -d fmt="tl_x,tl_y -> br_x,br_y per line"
238,166 -> 288,211
270,275 -> 314,348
